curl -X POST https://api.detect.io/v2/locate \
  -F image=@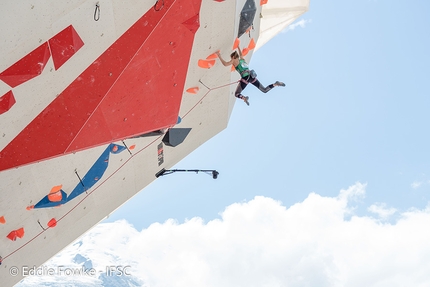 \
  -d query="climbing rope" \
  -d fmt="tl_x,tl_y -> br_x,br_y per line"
181,80 -> 240,119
